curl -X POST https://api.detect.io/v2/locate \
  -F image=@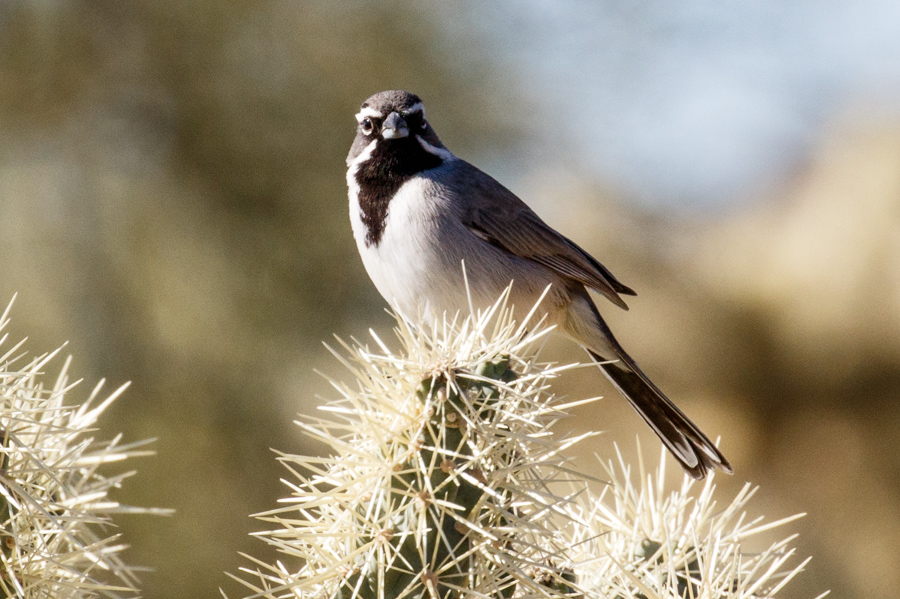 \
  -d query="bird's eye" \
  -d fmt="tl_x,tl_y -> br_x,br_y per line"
360,118 -> 374,135
406,113 -> 426,129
